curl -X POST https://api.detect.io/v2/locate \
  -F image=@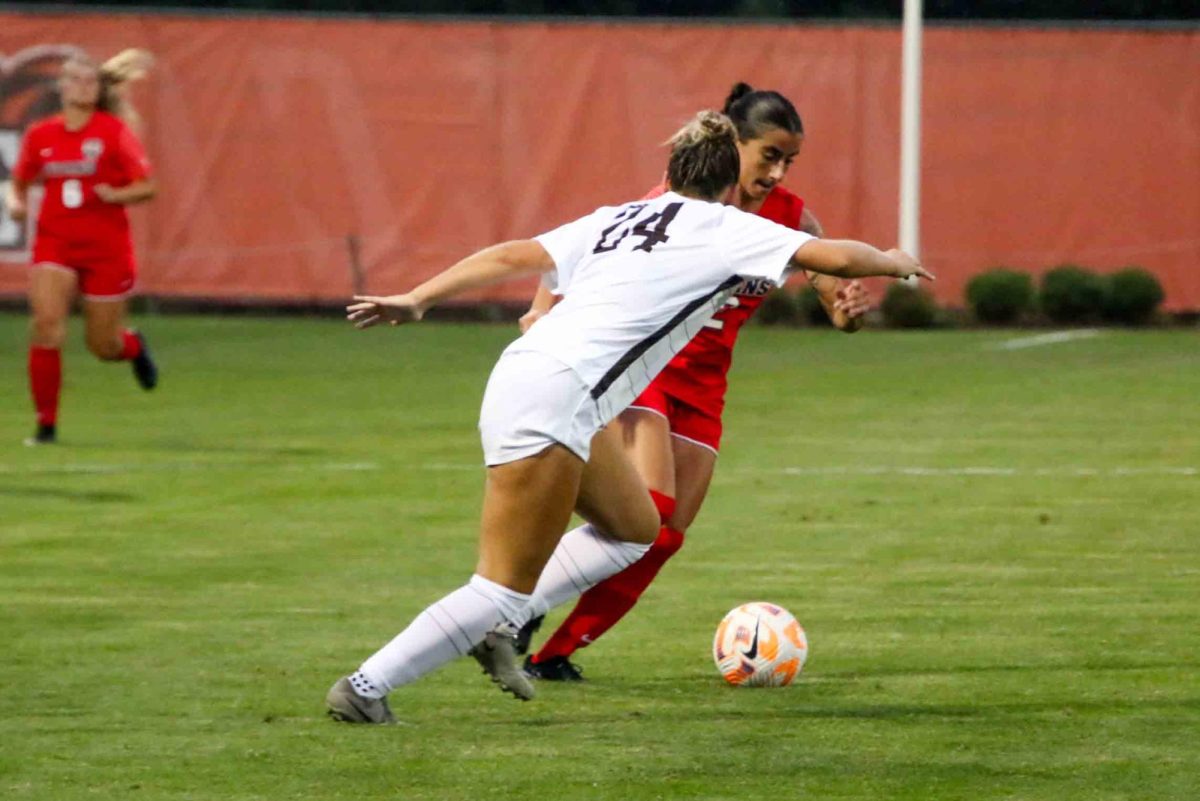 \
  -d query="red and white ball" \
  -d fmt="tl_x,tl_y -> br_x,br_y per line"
713,602 -> 808,687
